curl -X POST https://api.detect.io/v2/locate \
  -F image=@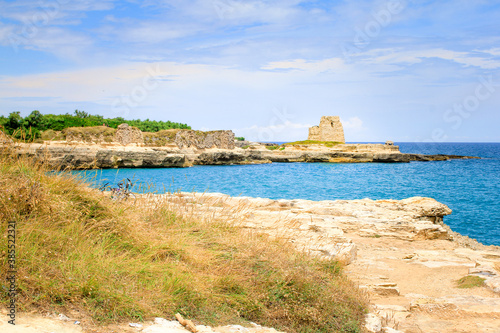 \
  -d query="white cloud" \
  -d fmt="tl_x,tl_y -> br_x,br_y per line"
362,48 -> 500,69
482,48 -> 500,56
162,0 -> 303,25
262,58 -> 348,73
342,116 -> 364,131
0,0 -> 115,24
